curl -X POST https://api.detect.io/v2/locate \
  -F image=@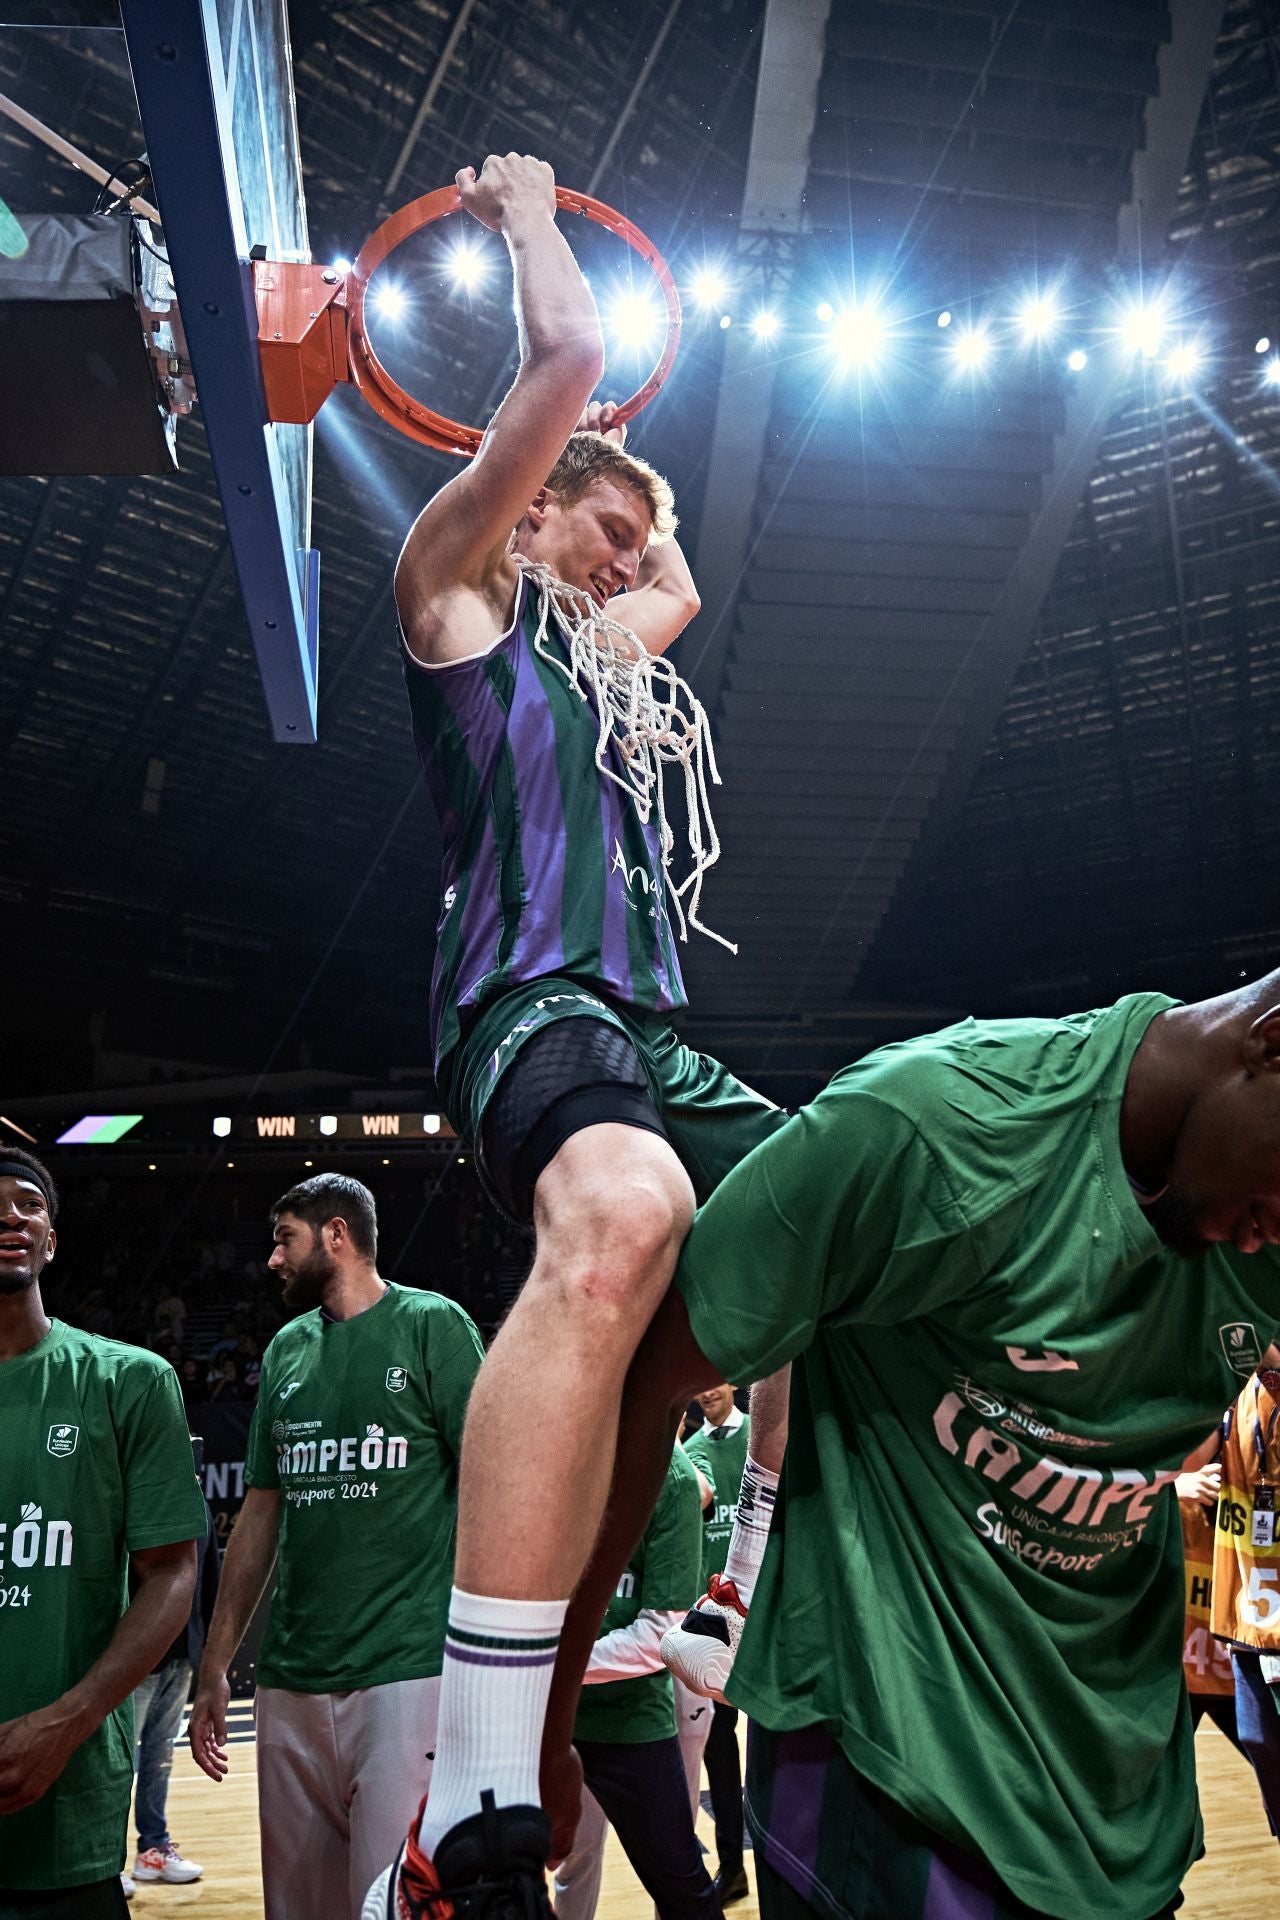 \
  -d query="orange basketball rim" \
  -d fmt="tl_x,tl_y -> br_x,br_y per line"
254,186 -> 683,457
